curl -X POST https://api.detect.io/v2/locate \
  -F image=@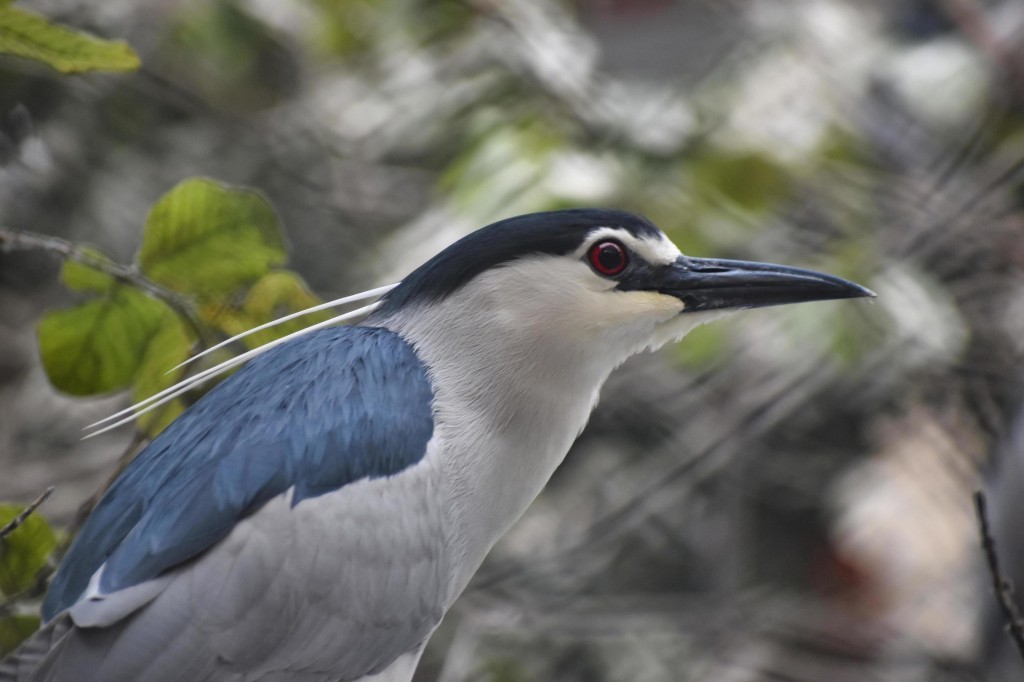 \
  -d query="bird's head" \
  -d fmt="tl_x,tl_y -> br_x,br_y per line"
83,209 -> 874,440
374,209 -> 873,369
